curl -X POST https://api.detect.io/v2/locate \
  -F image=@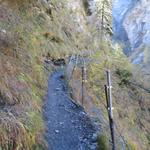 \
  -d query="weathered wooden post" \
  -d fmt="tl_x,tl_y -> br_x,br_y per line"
81,57 -> 87,106
81,66 -> 84,106
105,70 -> 116,150
104,85 -> 109,109
74,55 -> 78,70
